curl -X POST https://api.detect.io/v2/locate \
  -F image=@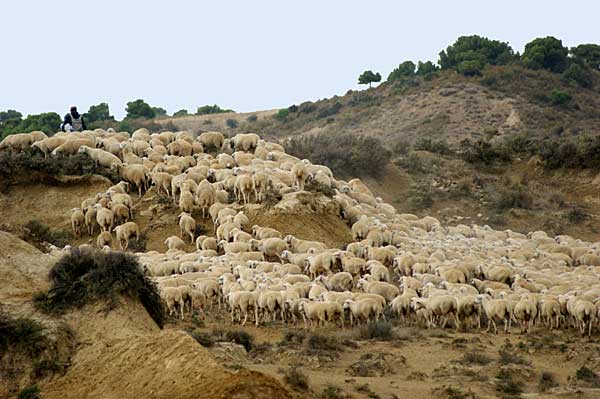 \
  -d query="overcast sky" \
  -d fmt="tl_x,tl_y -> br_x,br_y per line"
1,0 -> 596,119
